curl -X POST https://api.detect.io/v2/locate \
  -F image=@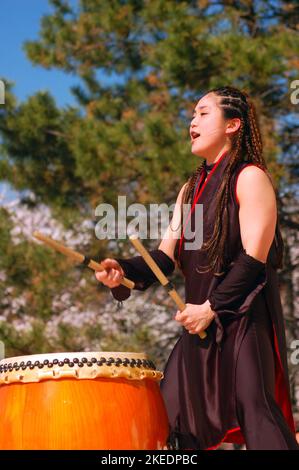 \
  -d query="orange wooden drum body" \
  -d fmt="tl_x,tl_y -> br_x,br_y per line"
0,352 -> 169,450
